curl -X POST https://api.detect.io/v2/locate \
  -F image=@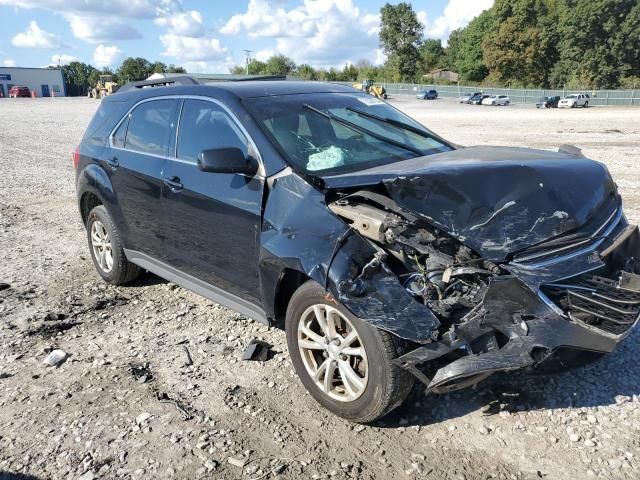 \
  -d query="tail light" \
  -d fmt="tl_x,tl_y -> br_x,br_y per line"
73,147 -> 80,169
